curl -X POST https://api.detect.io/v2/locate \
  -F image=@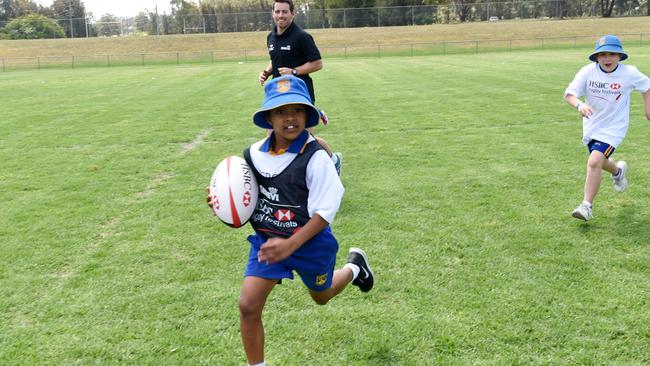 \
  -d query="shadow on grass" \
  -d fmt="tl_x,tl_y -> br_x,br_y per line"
612,205 -> 650,241
576,221 -> 594,232
576,203 -> 650,240
361,344 -> 400,364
